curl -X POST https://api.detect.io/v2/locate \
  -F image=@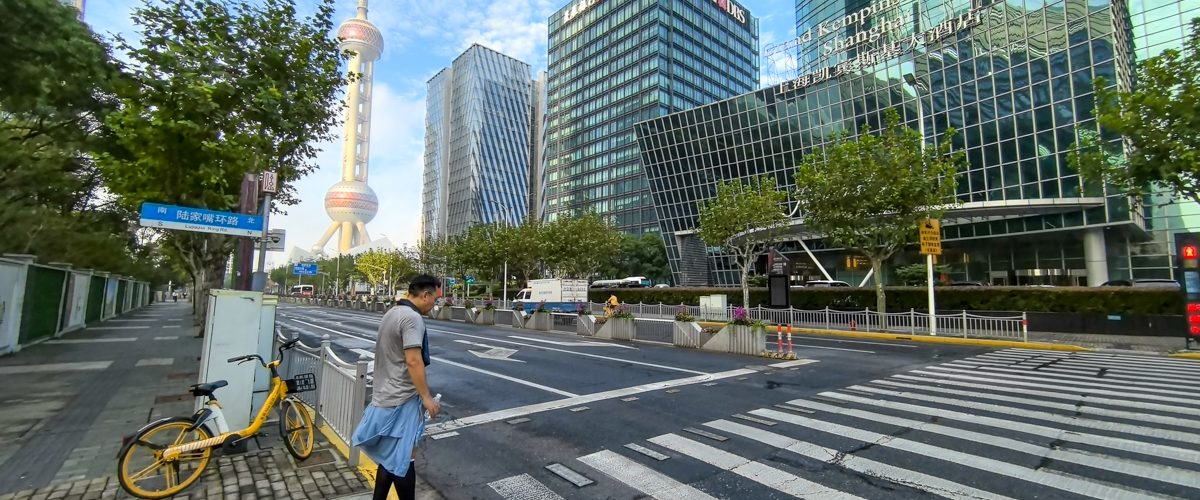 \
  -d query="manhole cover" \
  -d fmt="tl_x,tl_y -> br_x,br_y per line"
155,394 -> 191,404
